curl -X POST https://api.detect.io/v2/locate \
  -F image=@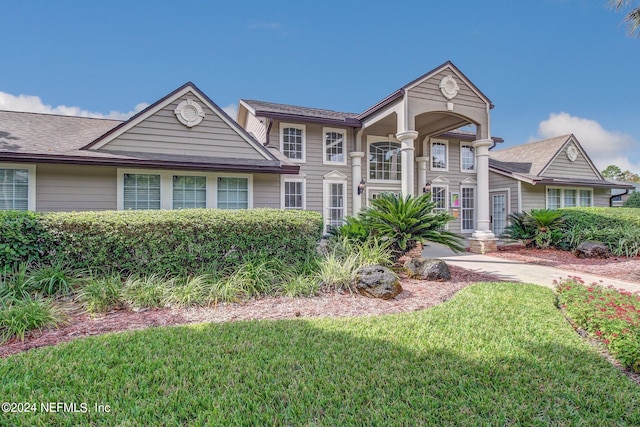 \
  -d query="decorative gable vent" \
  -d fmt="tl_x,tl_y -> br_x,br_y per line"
175,98 -> 205,128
